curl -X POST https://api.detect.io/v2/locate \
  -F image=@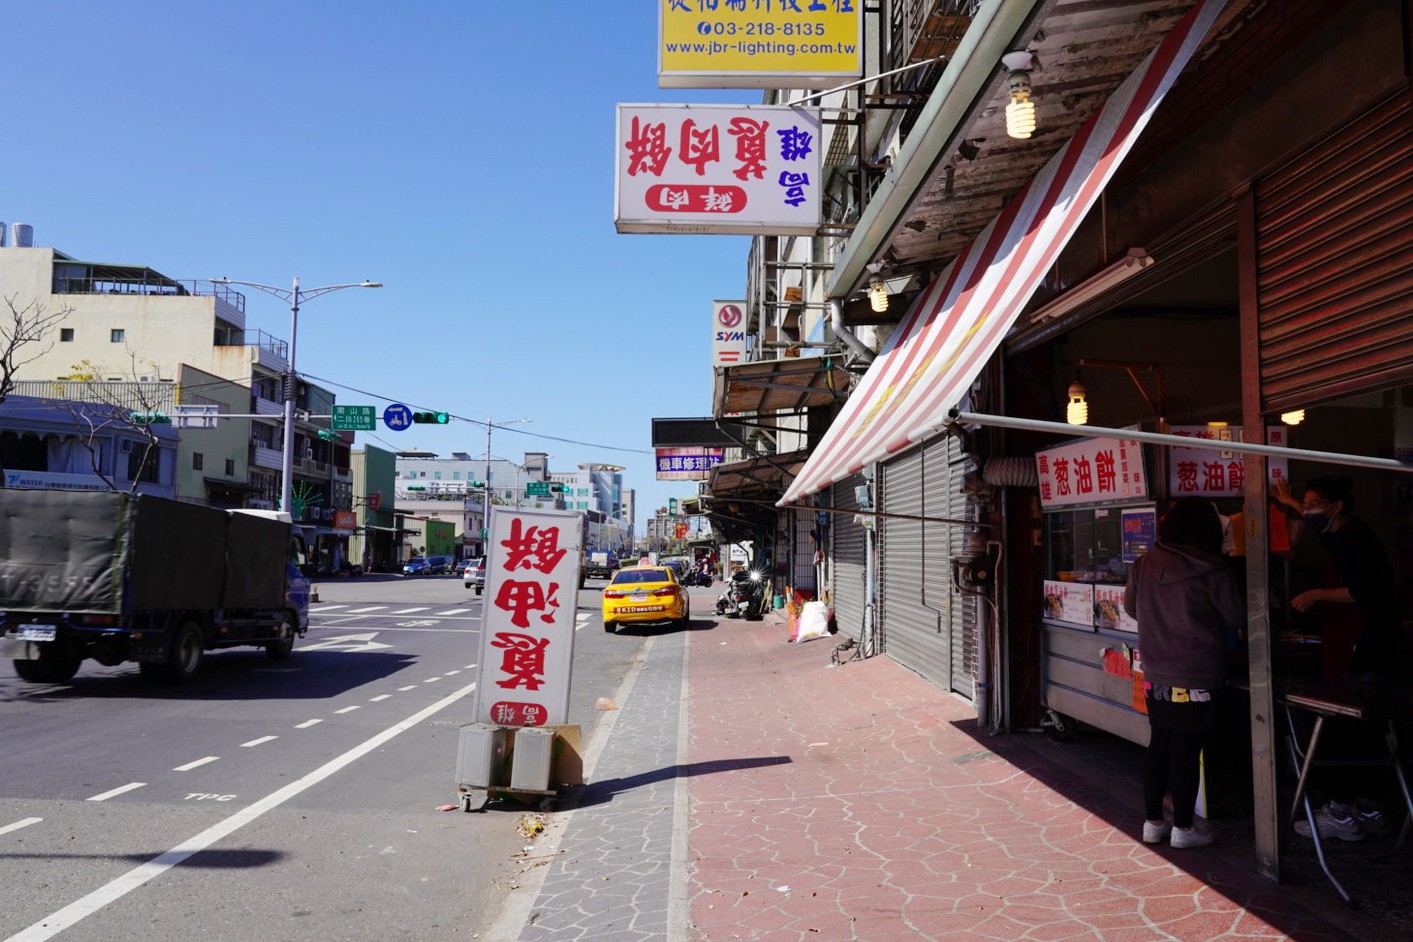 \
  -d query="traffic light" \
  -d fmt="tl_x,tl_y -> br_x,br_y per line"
316,429 -> 340,441
128,411 -> 171,425
411,411 -> 449,424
